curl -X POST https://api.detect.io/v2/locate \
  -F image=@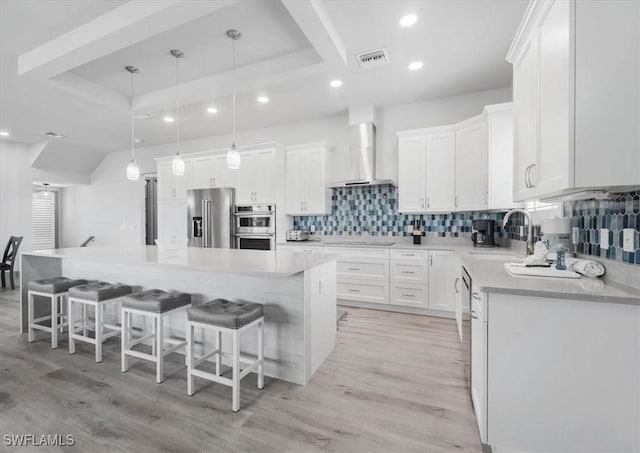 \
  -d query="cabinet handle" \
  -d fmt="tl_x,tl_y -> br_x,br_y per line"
426,197 -> 430,208
430,256 -> 433,266
348,289 -> 360,293
455,196 -> 459,208
455,277 -> 460,294
471,310 -> 478,320
525,165 -> 533,188
348,267 -> 361,271
528,164 -> 536,188
403,253 -> 415,257
421,197 -> 425,208
472,293 -> 481,300
402,293 -> 415,298
401,270 -> 415,274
